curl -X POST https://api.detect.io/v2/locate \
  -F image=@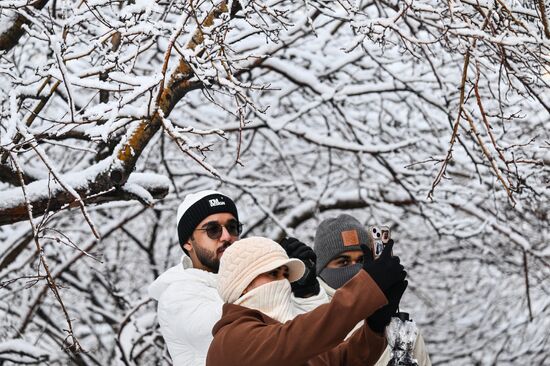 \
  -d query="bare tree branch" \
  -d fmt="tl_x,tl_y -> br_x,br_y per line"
0,0 -> 50,51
